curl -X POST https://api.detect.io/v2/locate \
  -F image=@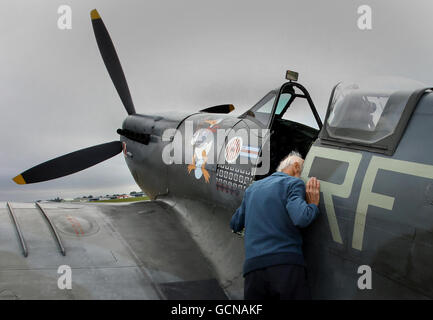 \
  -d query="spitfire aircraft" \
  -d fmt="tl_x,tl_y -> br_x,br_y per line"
5,9 -> 433,299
